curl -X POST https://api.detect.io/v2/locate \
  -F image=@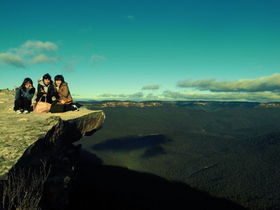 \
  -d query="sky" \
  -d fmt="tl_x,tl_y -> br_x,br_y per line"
0,0 -> 280,101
